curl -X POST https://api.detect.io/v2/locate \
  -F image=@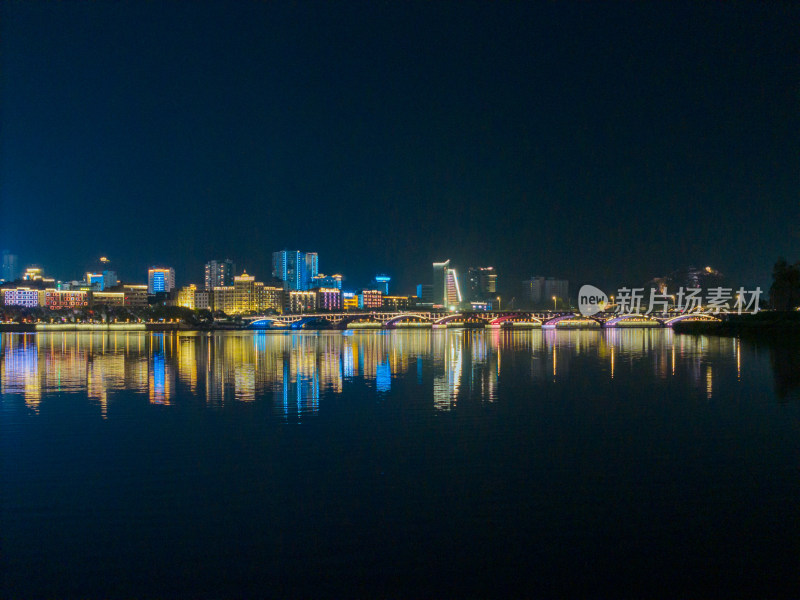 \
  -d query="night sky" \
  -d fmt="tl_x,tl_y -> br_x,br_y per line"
2,2 -> 798,297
